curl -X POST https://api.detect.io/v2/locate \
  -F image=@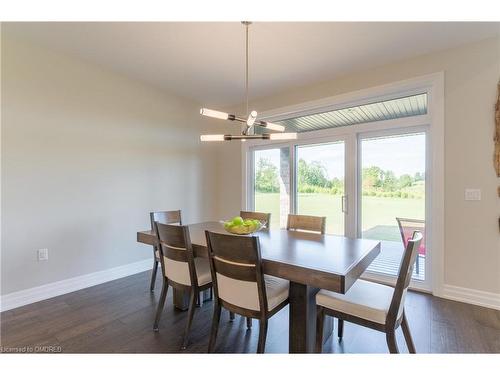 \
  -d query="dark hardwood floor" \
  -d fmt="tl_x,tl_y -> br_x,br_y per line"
1,270 -> 499,353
